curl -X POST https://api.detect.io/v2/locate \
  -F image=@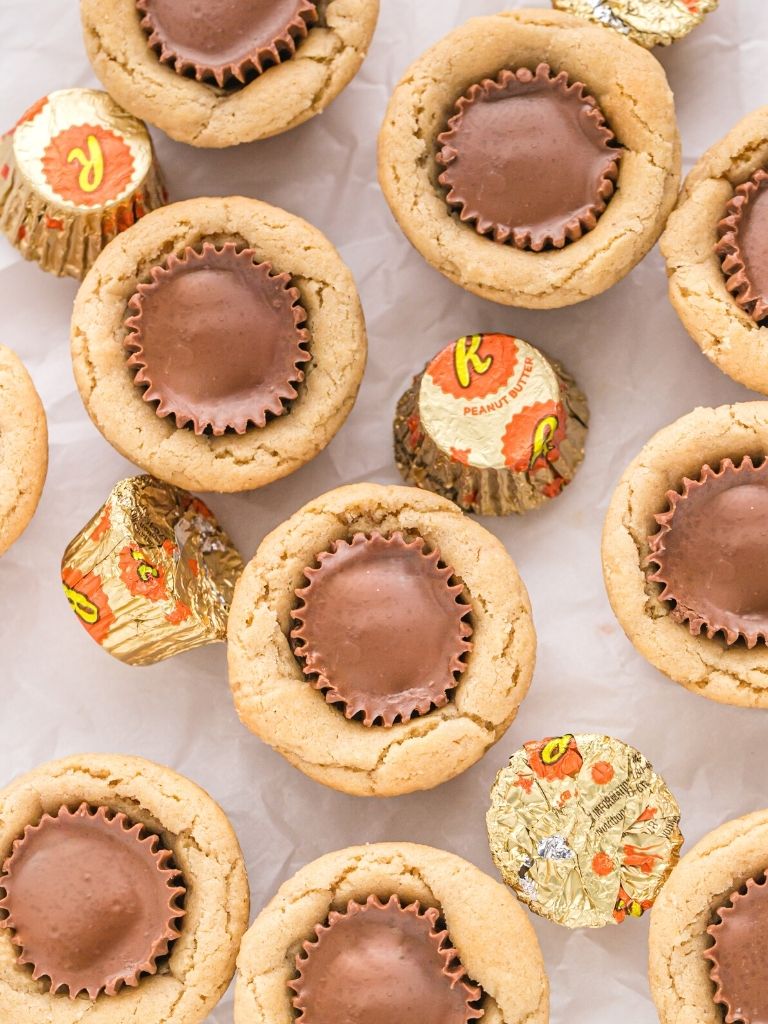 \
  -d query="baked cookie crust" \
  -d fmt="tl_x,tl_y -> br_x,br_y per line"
602,402 -> 768,708
227,483 -> 537,797
234,842 -> 549,1024
649,810 -> 768,1024
0,753 -> 249,1024
0,346 -> 47,558
80,0 -> 380,147
71,196 -> 367,493
661,106 -> 768,394
378,8 -> 680,309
